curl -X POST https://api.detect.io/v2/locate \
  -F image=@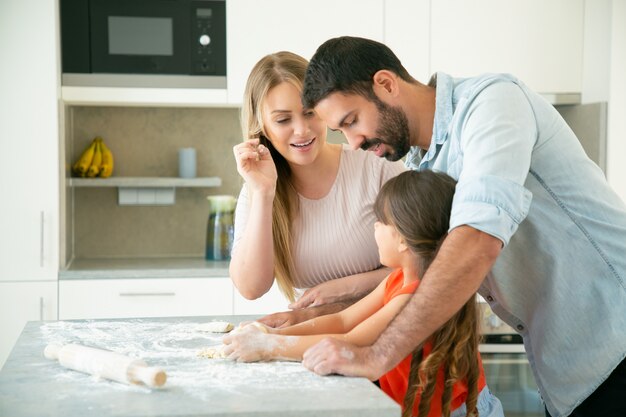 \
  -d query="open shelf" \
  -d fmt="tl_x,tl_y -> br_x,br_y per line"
68,176 -> 222,188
